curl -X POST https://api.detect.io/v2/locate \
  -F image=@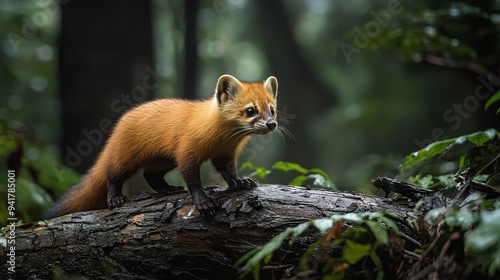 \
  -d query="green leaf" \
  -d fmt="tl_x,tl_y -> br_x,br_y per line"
465,209 -> 500,276
467,130 -> 494,146
313,218 -> 334,233
263,252 -> 273,264
437,174 -> 459,189
473,175 -> 489,182
425,207 -> 446,224
377,215 -> 401,235
484,91 -> 500,112
252,262 -> 261,280
370,250 -> 384,280
238,222 -> 313,276
246,161 -> 336,188
459,154 -> 467,168
241,162 -> 270,179
289,173 -> 336,189
308,174 -> 336,189
249,231 -> 287,263
290,222 -> 312,243
366,220 -> 388,245
254,166 -> 270,179
456,207 -> 475,230
289,175 -> 308,186
343,239 -> 371,264
466,209 -> 500,254
272,161 -> 309,174
241,162 -> 255,170
309,168 -> 331,180
401,138 -> 455,171
235,246 -> 261,268
401,129 -> 498,171
342,213 -> 366,224
238,231 -> 287,276
409,175 -> 434,188
299,241 -> 320,271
